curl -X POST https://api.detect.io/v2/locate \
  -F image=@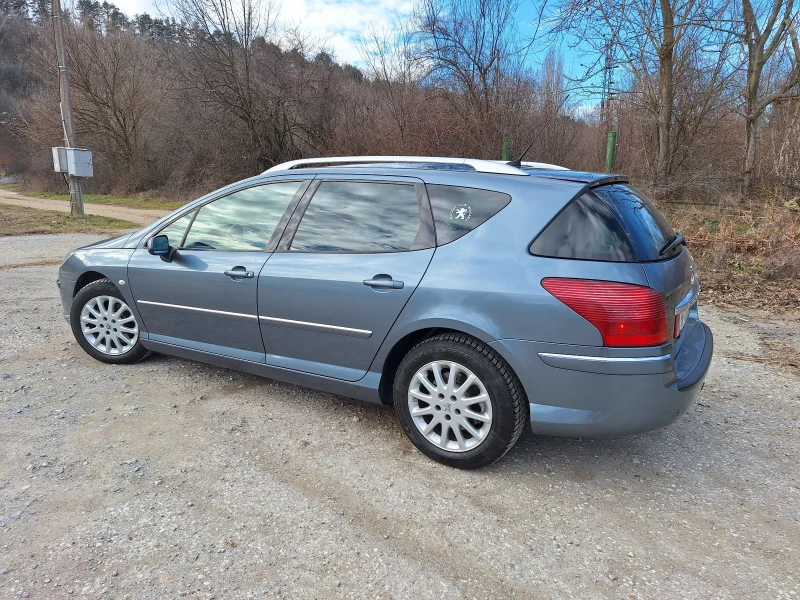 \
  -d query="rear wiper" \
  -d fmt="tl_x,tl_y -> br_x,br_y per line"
659,232 -> 686,256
